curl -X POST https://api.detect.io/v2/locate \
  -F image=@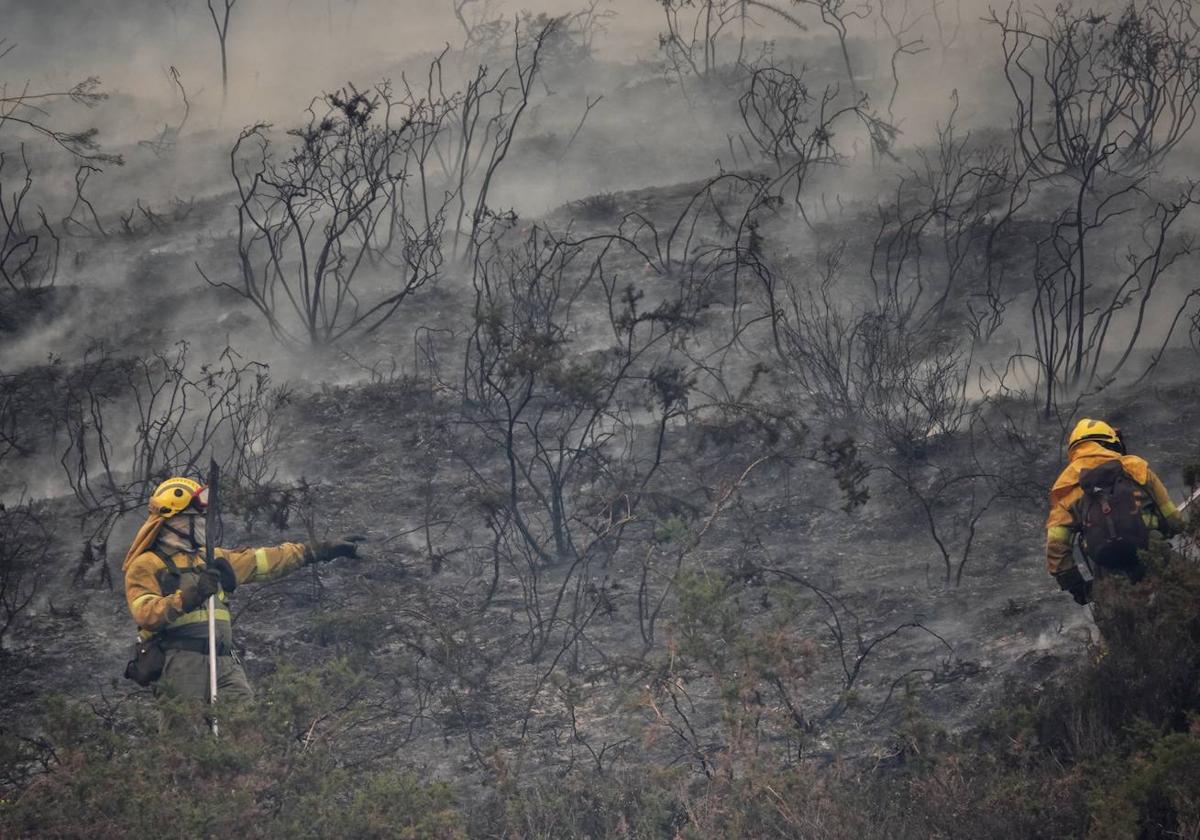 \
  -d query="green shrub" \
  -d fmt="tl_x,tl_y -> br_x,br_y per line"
0,670 -> 462,840
1089,731 -> 1200,840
